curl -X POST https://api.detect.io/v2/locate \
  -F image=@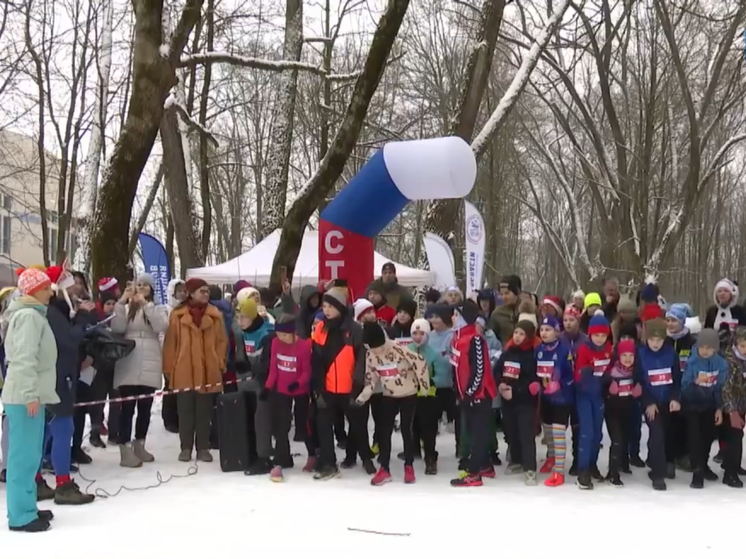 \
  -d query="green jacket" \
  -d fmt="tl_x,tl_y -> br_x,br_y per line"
1,296 -> 60,406
489,303 -> 518,344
